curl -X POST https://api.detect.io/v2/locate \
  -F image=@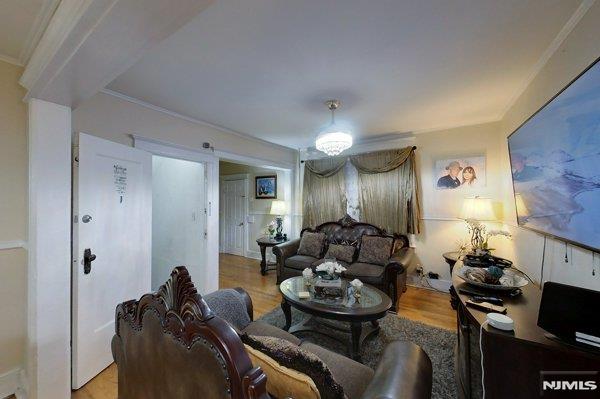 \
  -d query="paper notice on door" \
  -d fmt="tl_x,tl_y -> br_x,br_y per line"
113,164 -> 127,203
